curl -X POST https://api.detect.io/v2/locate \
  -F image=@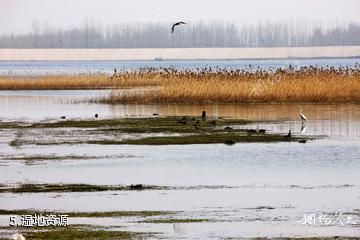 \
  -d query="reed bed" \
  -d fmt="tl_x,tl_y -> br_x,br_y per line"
0,74 -> 112,90
0,69 -> 163,90
103,66 -> 360,104
1,66 -> 360,103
